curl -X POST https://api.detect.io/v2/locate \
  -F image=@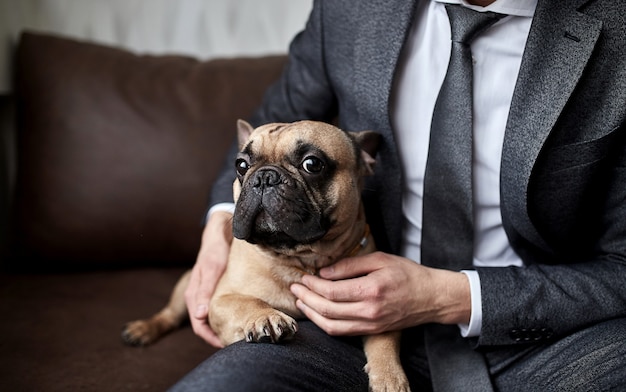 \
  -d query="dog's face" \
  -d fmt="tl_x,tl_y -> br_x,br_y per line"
232,120 -> 379,253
